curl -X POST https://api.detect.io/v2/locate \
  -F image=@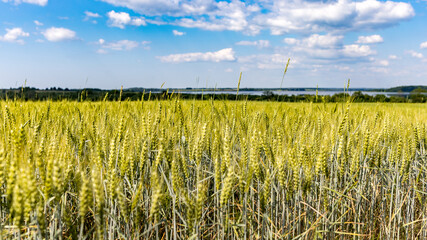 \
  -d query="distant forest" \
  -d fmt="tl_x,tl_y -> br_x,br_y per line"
0,85 -> 426,103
